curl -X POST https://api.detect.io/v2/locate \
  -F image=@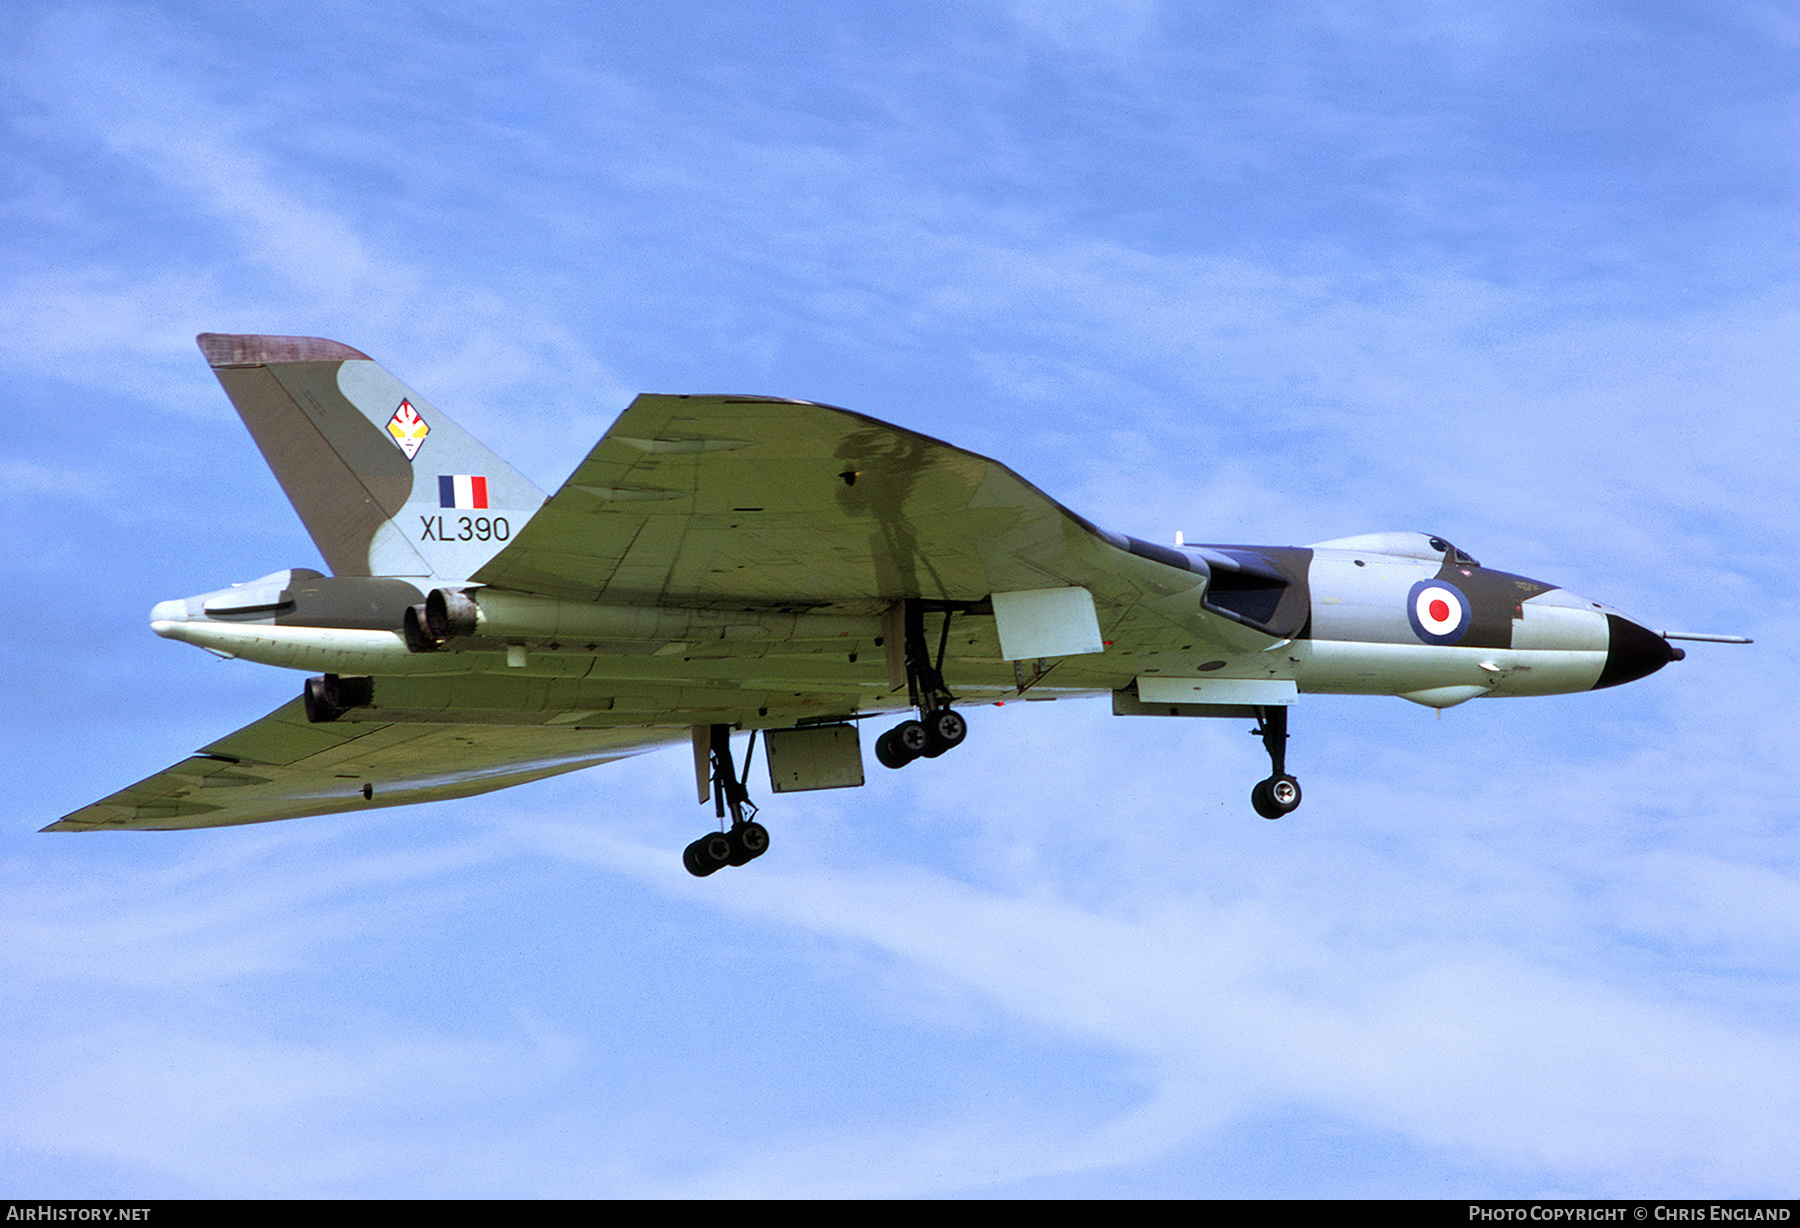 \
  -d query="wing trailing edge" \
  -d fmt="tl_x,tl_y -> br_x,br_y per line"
45,698 -> 685,831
